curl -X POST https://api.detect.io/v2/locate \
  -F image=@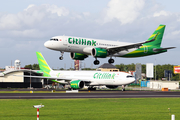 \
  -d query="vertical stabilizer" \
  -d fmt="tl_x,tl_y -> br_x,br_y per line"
36,52 -> 52,77
144,24 -> 166,47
